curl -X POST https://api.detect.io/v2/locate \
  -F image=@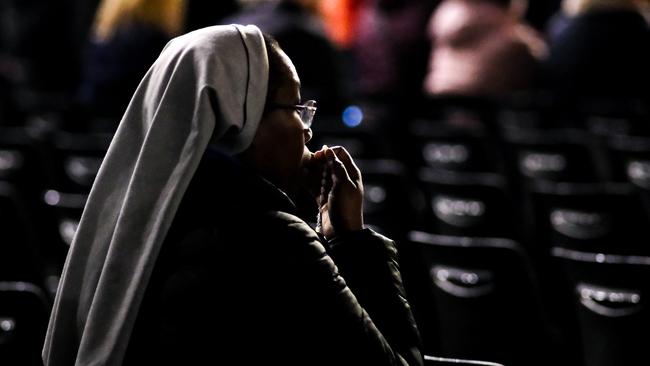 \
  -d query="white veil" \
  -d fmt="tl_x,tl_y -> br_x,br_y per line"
42,24 -> 269,366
